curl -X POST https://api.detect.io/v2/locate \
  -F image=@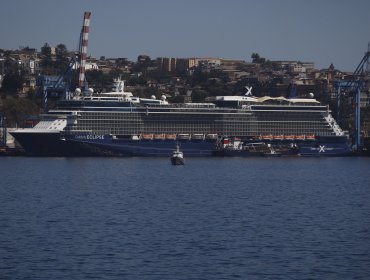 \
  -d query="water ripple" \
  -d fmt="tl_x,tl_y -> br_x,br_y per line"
0,157 -> 370,279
